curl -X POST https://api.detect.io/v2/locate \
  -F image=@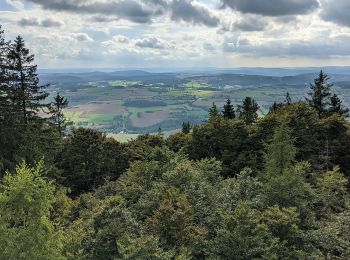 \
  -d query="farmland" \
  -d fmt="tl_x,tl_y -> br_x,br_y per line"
41,68 -> 350,136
